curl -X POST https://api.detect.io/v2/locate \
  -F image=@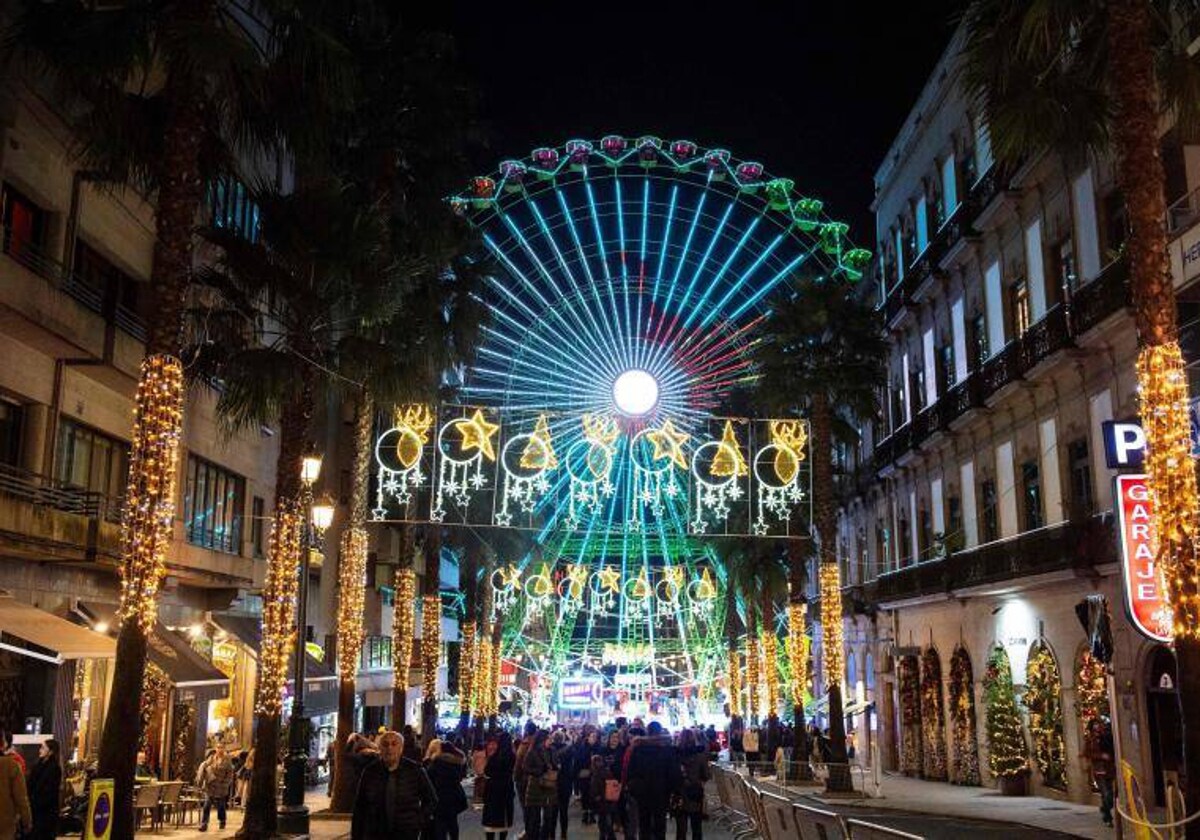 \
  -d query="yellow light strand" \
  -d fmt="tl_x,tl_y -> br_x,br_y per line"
255,502 -> 303,715
336,527 -> 369,682
786,602 -> 808,708
421,593 -> 441,702
727,647 -> 741,717
1137,342 -> 1200,637
746,635 -> 760,720
762,630 -> 780,716
819,562 -> 845,688
474,633 -> 492,716
392,568 -> 416,691
489,635 -> 502,717
459,620 -> 476,716
117,355 -> 185,632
